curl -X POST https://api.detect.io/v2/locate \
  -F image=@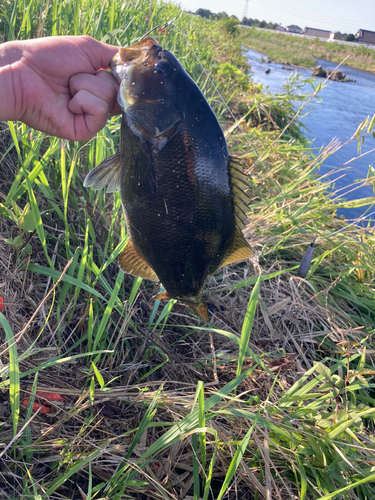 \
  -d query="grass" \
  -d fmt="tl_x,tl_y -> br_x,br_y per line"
240,27 -> 375,73
1,2 -> 375,499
